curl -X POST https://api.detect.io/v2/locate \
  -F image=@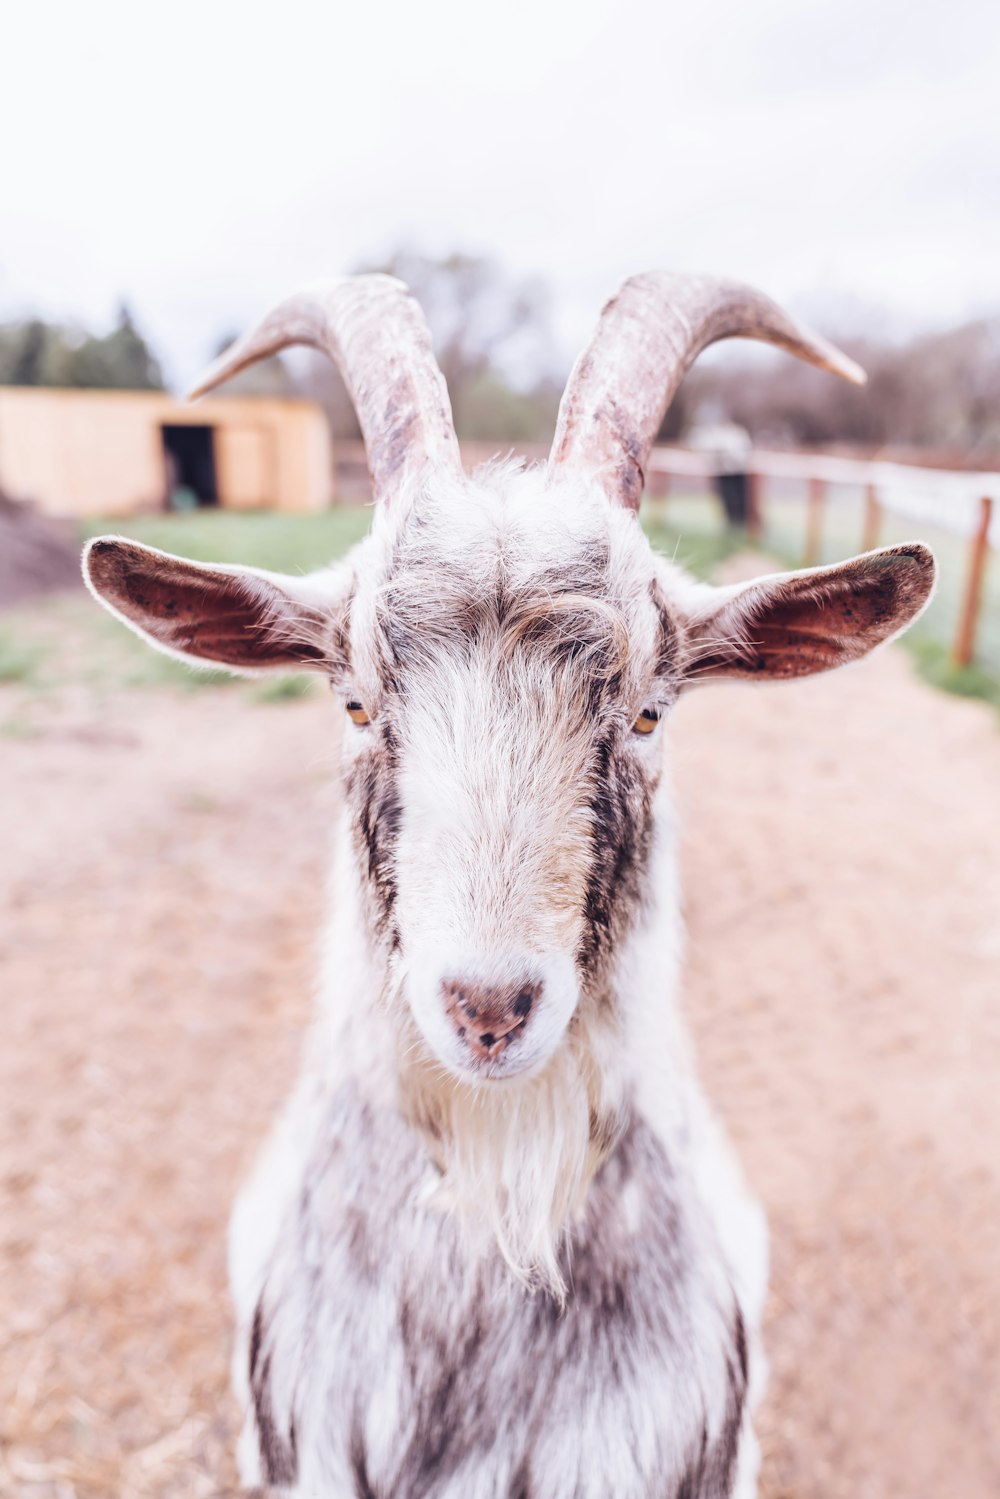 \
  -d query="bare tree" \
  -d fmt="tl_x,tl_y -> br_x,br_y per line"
685,315 -> 1000,459
300,249 -> 559,441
